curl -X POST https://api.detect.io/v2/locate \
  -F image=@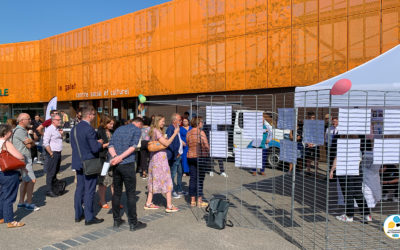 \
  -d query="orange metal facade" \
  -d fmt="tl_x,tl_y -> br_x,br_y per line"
0,0 -> 399,104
